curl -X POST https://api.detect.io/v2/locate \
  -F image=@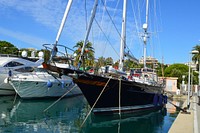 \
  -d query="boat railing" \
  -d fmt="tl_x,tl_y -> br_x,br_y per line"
43,44 -> 75,60
0,54 -> 19,57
